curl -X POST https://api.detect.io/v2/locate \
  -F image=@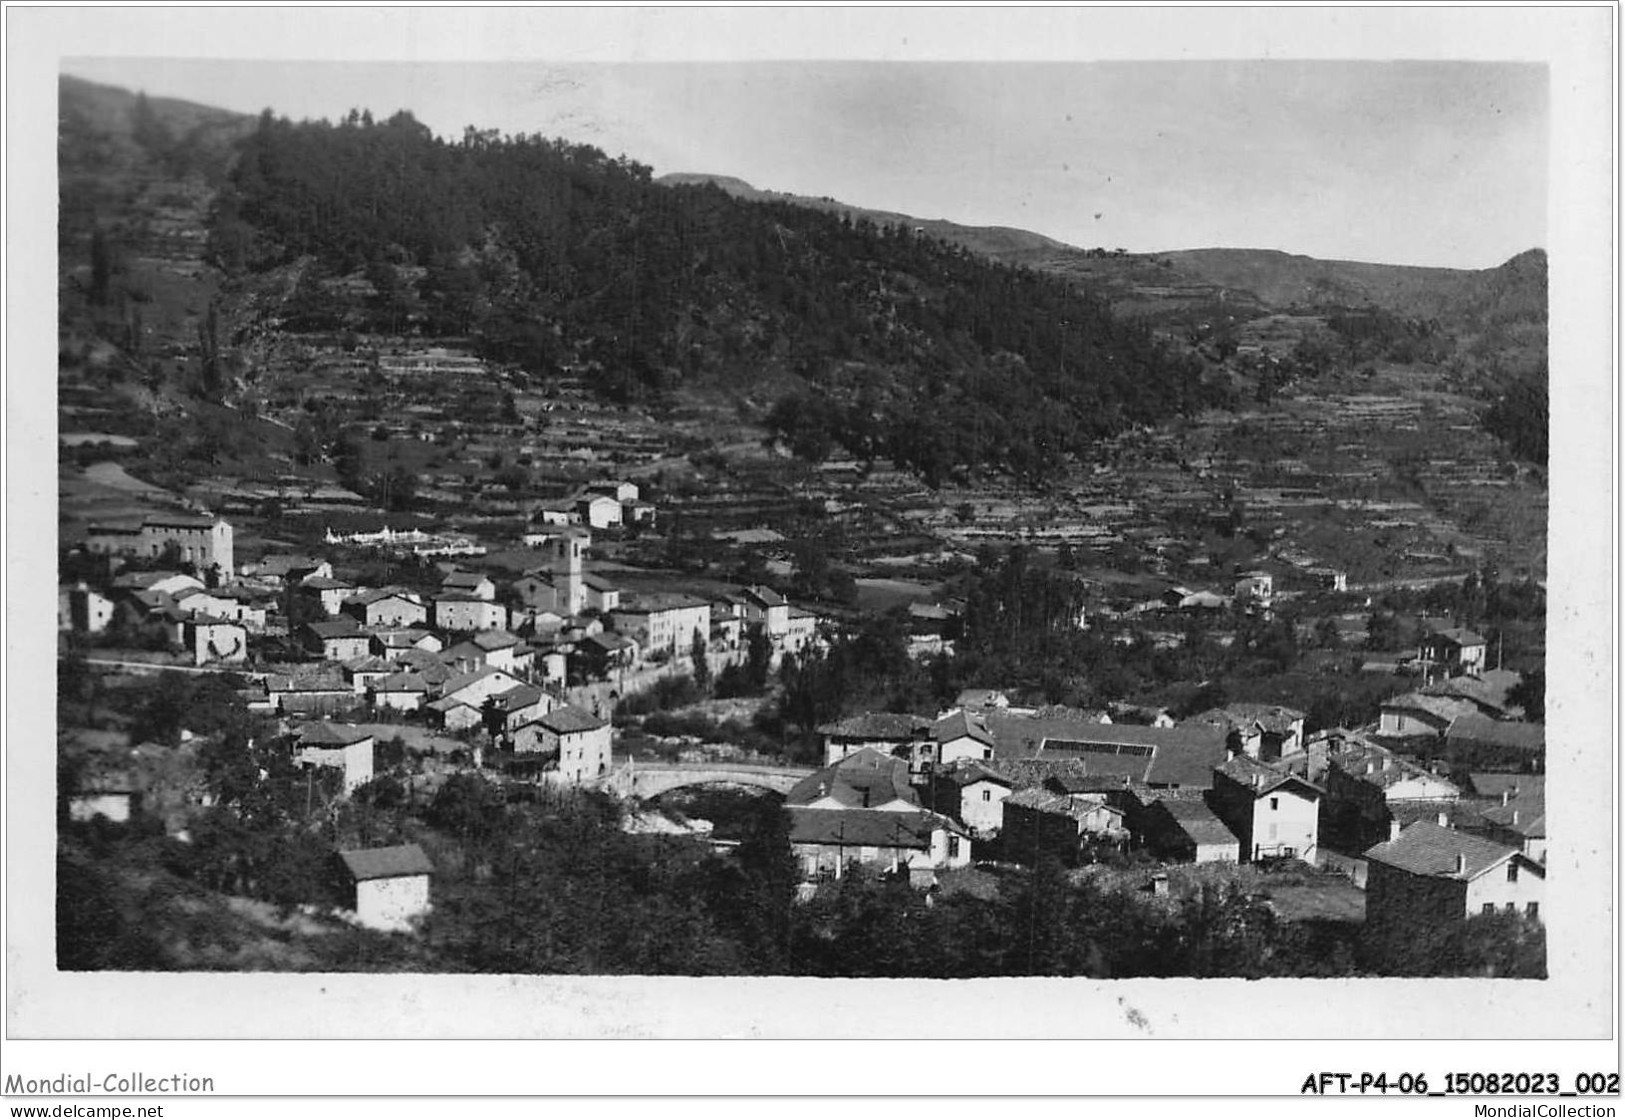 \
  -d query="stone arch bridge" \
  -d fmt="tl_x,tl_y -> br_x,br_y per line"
603,760 -> 815,800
